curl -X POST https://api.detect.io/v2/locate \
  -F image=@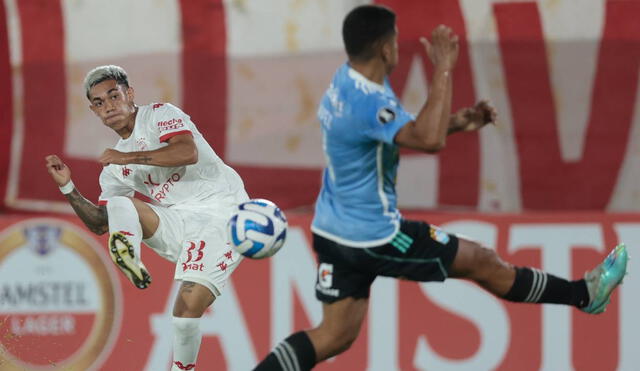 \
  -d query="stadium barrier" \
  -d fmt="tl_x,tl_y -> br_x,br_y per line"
0,212 -> 638,371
